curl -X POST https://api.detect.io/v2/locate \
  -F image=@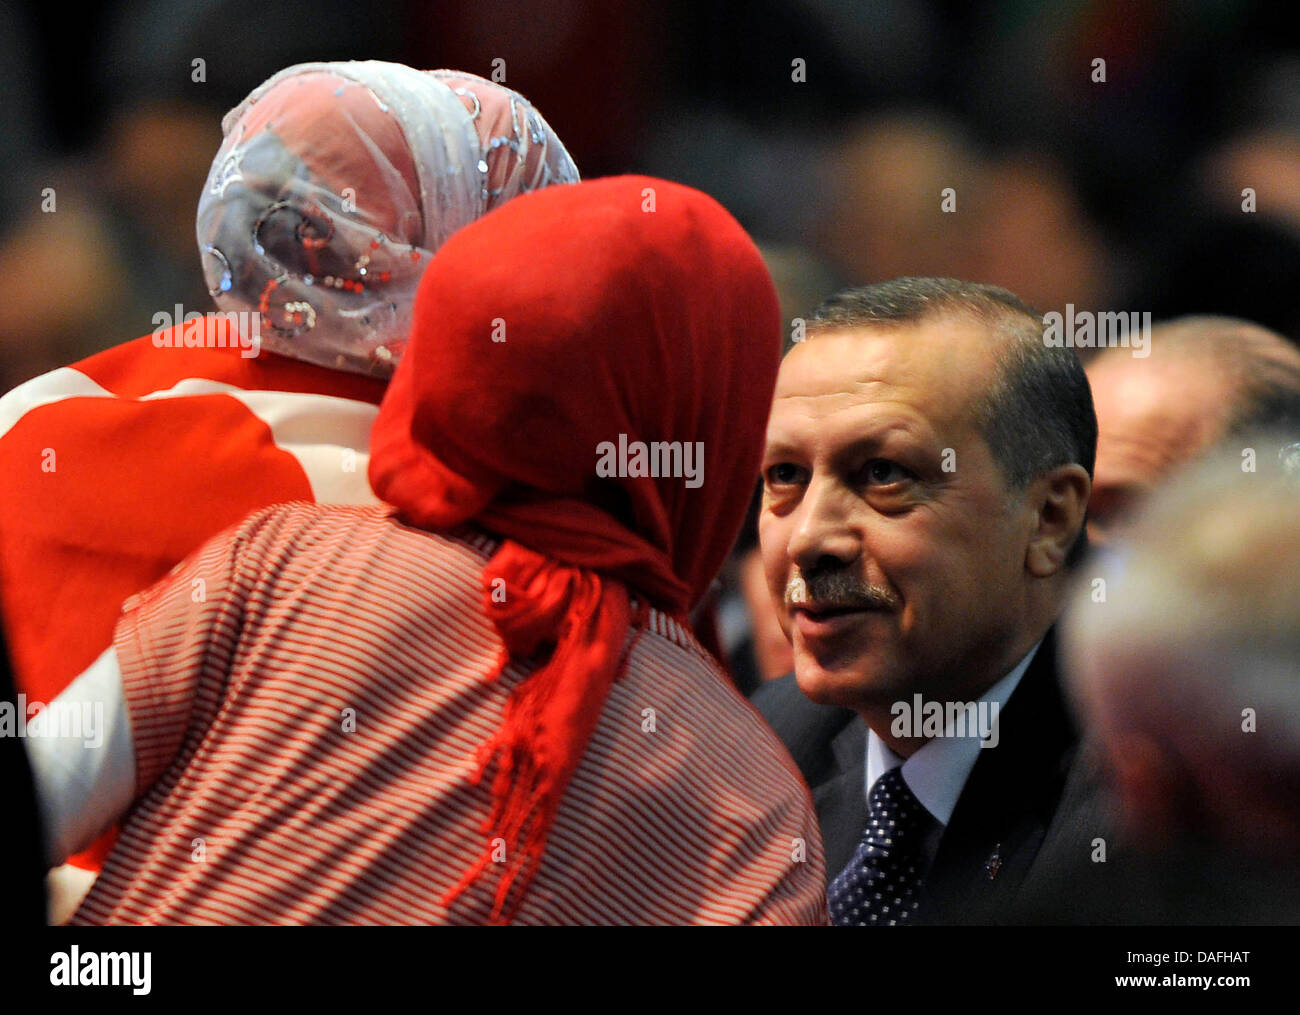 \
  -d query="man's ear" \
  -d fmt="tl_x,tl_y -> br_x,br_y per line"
1025,463 -> 1091,578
